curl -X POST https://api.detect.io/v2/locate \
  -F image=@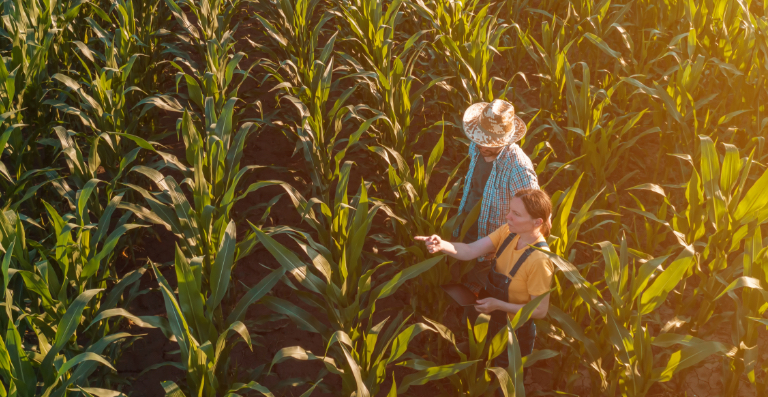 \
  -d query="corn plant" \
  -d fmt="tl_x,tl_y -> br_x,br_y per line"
0,0 -> 85,119
515,15 -> 574,117
253,0 -> 330,84
375,133 -> 471,323
0,125 -> 57,212
557,62 -> 660,188
119,98 -> 286,393
336,0 -> 445,157
55,0 -> 159,131
0,0 -> 87,190
540,232 -> 739,396
1,245 -> 126,397
260,28 -> 376,202
412,0 -> 509,110
624,136 -> 768,395
163,0 -> 254,114
124,99 -> 275,258
254,165 -> 470,395
547,173 -> 618,262
142,243 -> 285,396
0,197 -> 147,395
411,294 -> 554,396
